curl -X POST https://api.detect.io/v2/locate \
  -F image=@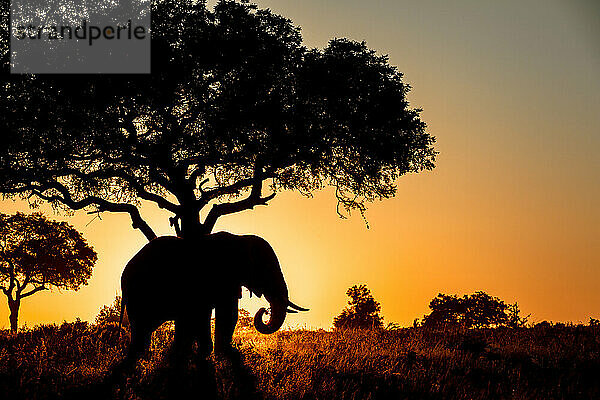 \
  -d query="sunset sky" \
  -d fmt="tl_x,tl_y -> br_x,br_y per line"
1,0 -> 598,330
